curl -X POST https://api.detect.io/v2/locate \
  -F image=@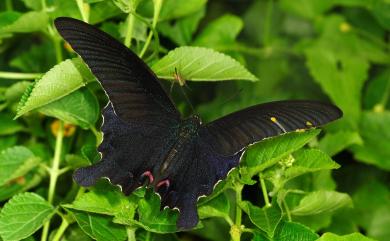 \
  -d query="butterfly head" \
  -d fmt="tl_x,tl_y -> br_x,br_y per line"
179,115 -> 202,137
